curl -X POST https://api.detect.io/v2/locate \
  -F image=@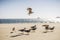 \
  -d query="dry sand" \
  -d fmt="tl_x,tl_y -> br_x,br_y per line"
0,23 -> 60,40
